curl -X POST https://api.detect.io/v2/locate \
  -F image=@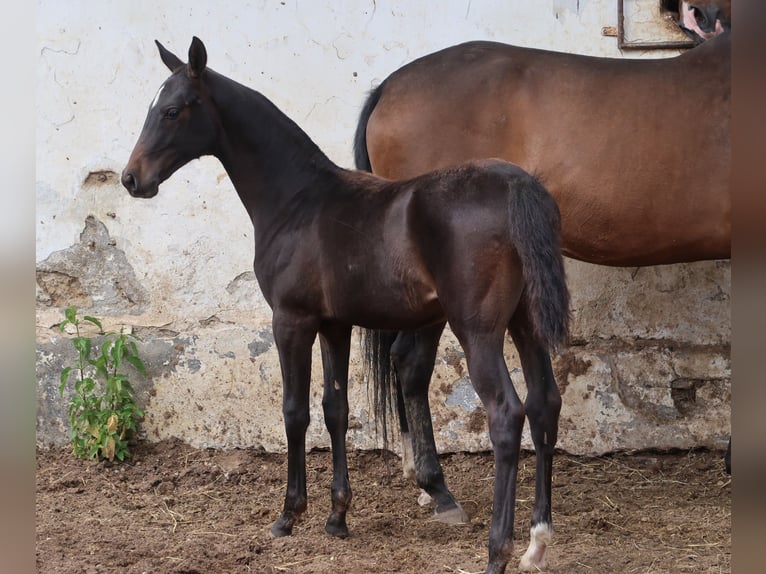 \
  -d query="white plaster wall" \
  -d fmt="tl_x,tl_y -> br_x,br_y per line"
36,0 -> 729,455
